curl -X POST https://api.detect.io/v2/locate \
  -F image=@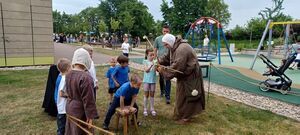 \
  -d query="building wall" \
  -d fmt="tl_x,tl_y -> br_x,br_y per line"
0,0 -> 53,66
